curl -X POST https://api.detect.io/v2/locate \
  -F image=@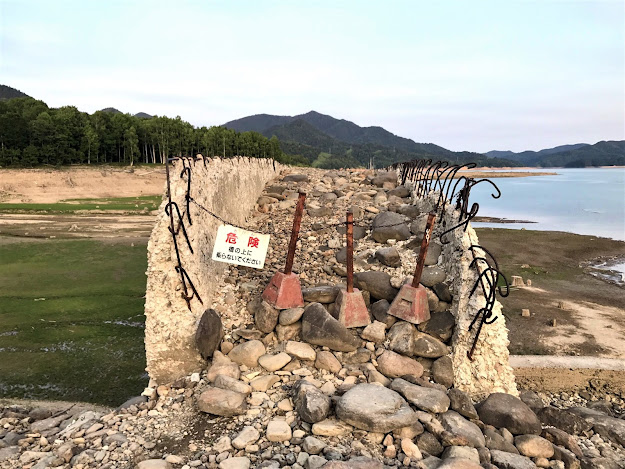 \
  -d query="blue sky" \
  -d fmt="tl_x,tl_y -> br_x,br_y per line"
1,0 -> 623,153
